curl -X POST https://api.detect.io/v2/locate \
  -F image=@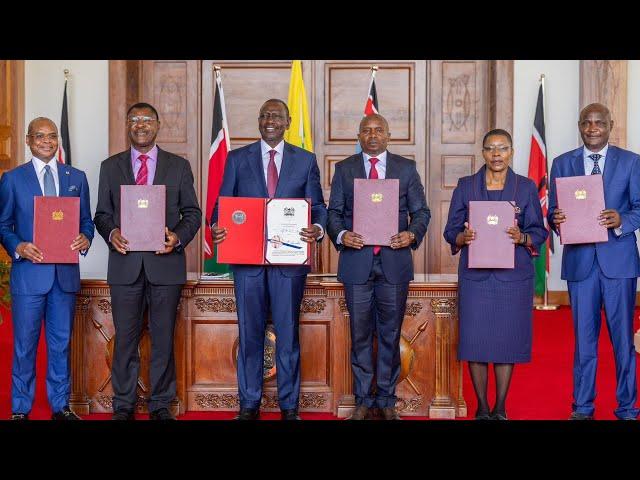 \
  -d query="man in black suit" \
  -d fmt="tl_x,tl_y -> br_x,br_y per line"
94,103 -> 201,420
327,113 -> 430,420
